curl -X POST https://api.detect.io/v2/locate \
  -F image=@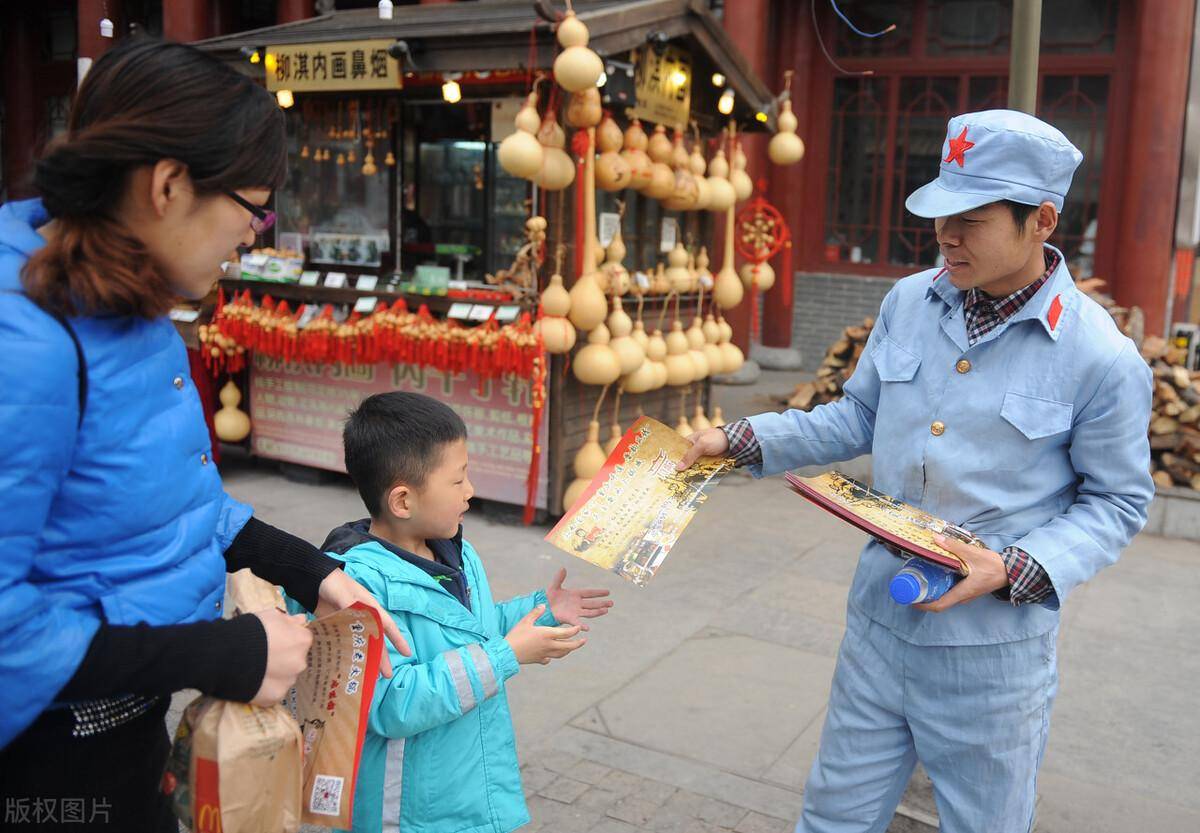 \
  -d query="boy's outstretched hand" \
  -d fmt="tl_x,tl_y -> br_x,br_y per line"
545,568 -> 613,631
505,605 -> 587,665
676,428 -> 730,471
